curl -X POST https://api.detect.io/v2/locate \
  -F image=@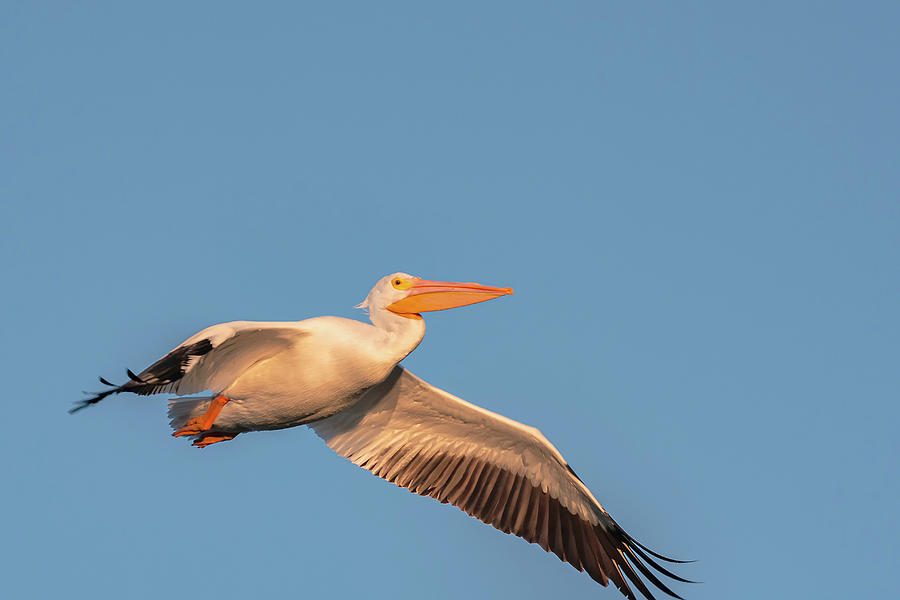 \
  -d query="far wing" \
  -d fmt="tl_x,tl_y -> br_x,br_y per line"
73,321 -> 304,412
310,367 -> 690,600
